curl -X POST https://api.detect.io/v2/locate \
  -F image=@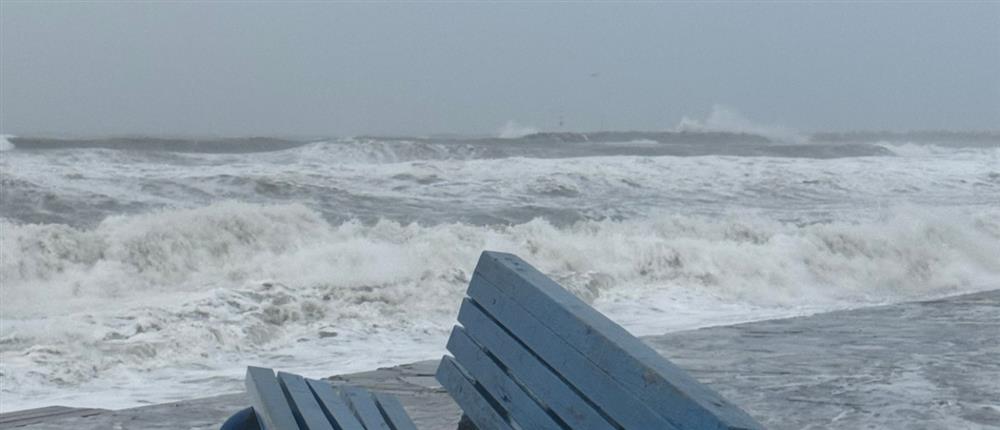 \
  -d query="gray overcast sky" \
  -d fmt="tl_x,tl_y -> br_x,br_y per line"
1,2 -> 998,137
